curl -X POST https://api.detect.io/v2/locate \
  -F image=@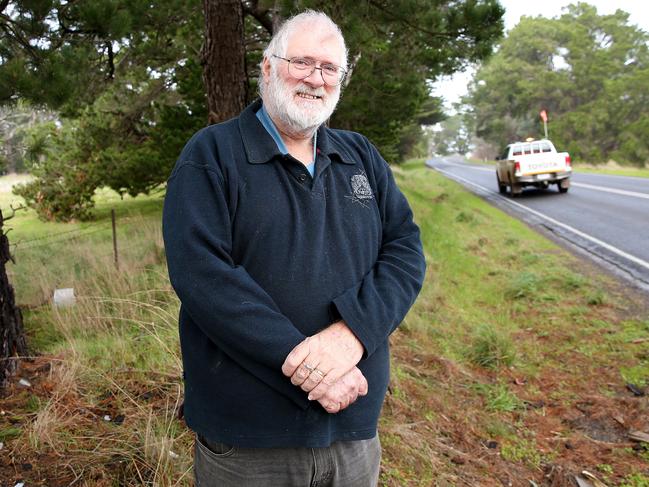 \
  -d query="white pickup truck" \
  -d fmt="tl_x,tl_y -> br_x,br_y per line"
495,139 -> 572,196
